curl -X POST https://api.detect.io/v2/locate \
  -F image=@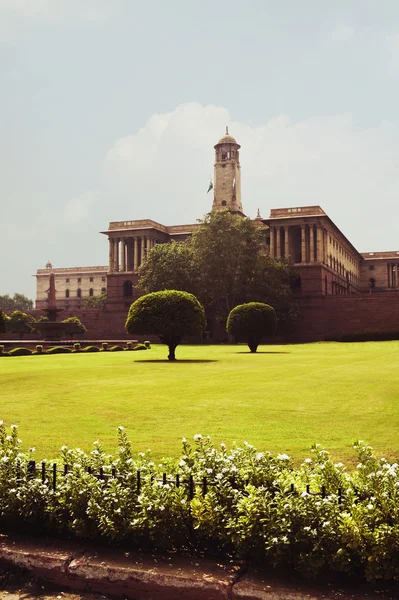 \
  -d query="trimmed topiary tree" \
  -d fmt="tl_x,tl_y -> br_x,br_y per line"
61,316 -> 87,339
125,290 -> 206,361
226,302 -> 277,353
